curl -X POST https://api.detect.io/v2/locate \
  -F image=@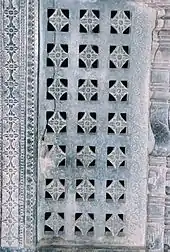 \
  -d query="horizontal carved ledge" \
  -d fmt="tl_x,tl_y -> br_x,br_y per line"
38,247 -> 145,252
